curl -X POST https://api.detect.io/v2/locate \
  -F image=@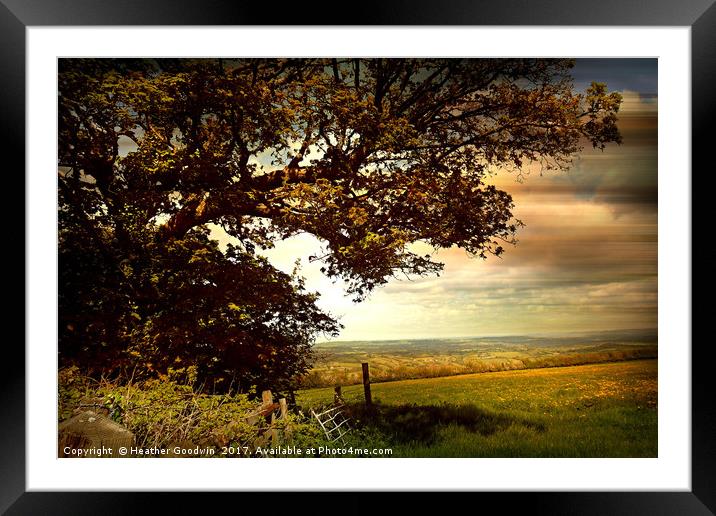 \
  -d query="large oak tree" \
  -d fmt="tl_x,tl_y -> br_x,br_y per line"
58,58 -> 622,394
